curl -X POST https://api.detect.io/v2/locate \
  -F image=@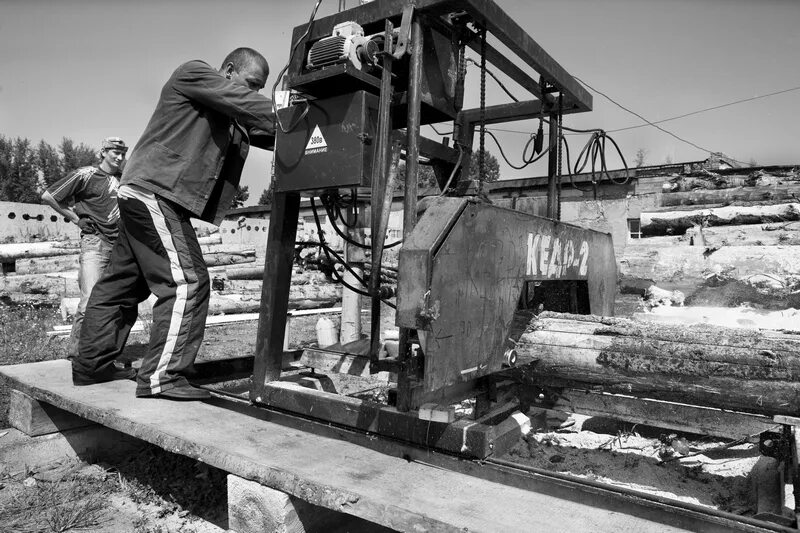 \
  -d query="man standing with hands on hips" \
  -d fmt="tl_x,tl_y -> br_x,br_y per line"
42,137 -> 128,358
72,48 -> 275,400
